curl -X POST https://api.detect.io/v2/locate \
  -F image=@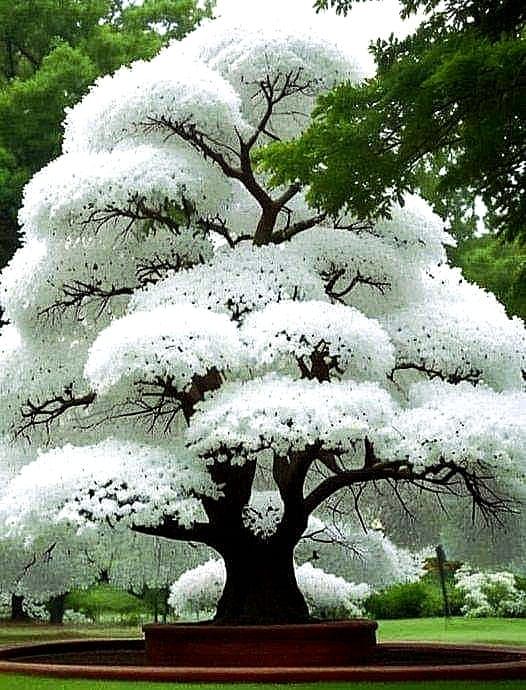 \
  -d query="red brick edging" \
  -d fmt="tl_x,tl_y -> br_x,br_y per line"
1,639 -> 526,682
